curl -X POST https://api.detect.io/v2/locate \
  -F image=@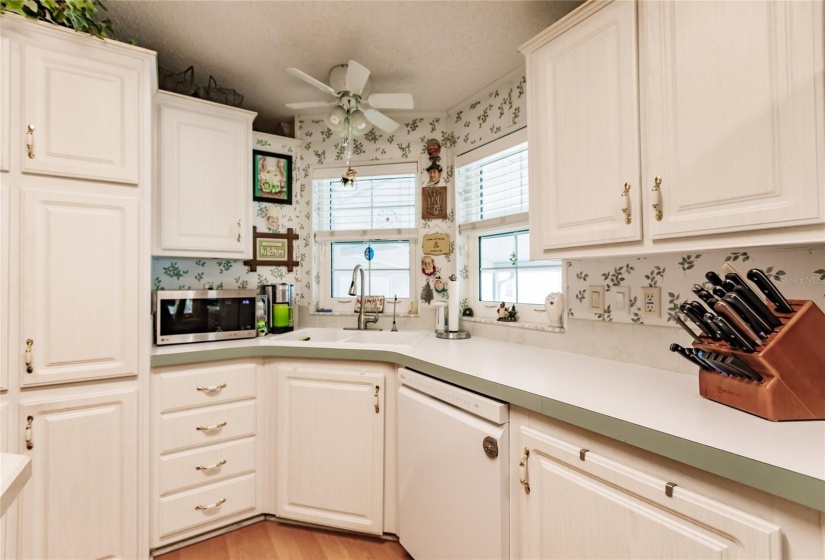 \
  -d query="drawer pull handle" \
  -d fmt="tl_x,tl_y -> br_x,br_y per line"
195,498 -> 226,511
26,124 -> 35,159
197,383 -> 227,393
25,416 -> 34,450
374,385 -> 380,414
196,459 -> 227,471
196,421 -> 227,432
